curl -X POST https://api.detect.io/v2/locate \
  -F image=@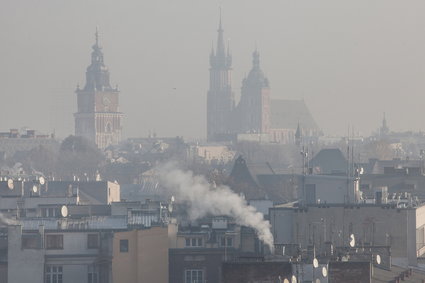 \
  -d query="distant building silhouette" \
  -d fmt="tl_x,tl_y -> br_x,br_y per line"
75,29 -> 123,149
380,112 -> 390,137
207,15 -> 235,142
236,50 -> 271,135
207,17 -> 321,143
